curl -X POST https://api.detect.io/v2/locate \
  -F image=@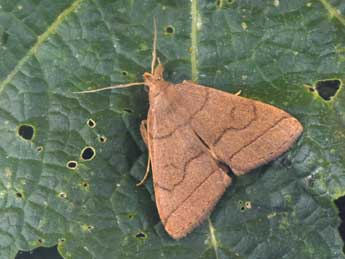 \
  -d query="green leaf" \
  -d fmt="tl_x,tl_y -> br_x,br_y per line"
1,0 -> 345,258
